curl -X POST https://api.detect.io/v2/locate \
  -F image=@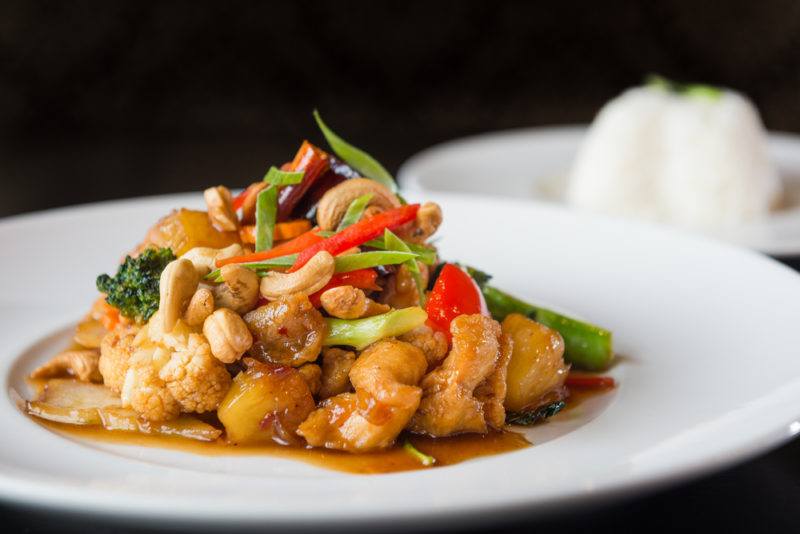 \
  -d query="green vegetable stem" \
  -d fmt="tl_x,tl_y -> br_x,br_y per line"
482,286 -> 614,372
323,307 -> 428,350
